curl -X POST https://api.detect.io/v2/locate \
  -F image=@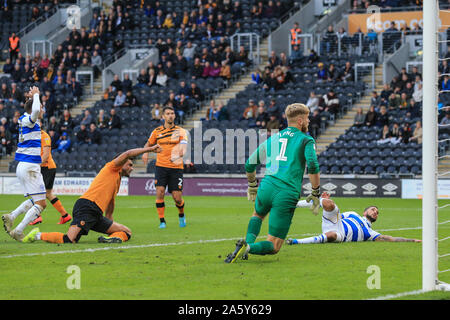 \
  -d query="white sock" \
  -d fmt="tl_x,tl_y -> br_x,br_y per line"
10,199 -> 34,220
15,204 -> 43,234
35,232 -> 41,241
295,233 -> 328,244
